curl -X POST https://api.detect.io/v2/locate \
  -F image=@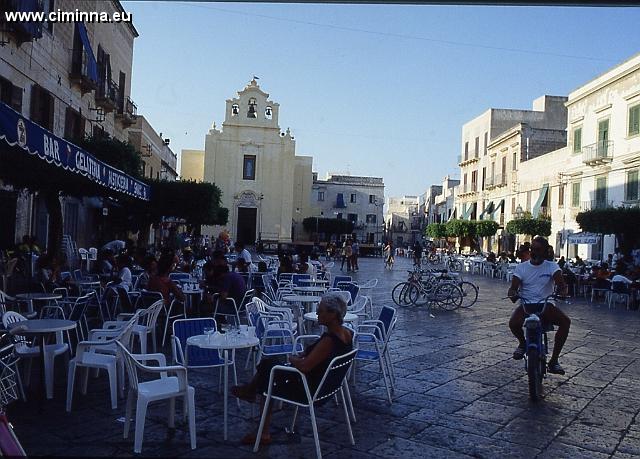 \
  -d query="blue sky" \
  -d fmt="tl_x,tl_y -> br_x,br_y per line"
123,2 -> 640,197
